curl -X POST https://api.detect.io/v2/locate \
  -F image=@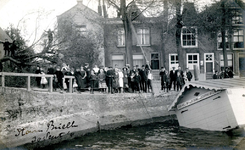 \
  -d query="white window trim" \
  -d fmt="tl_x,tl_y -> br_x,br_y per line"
136,28 -> 150,46
186,53 -> 199,70
169,53 -> 179,70
117,29 -> 125,47
181,26 -> 198,48
204,53 -> 214,73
